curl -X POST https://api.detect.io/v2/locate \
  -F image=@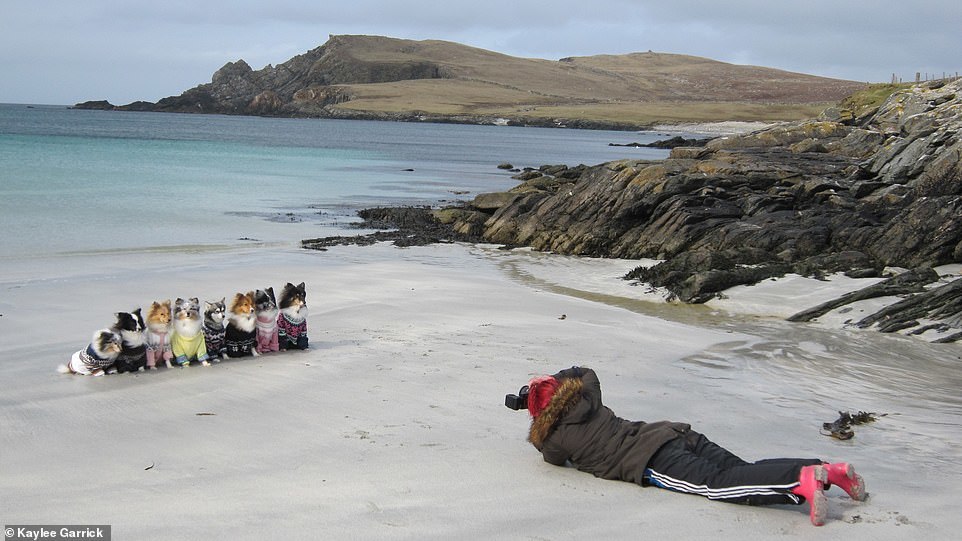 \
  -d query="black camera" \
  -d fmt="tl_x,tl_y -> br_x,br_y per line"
504,385 -> 529,410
